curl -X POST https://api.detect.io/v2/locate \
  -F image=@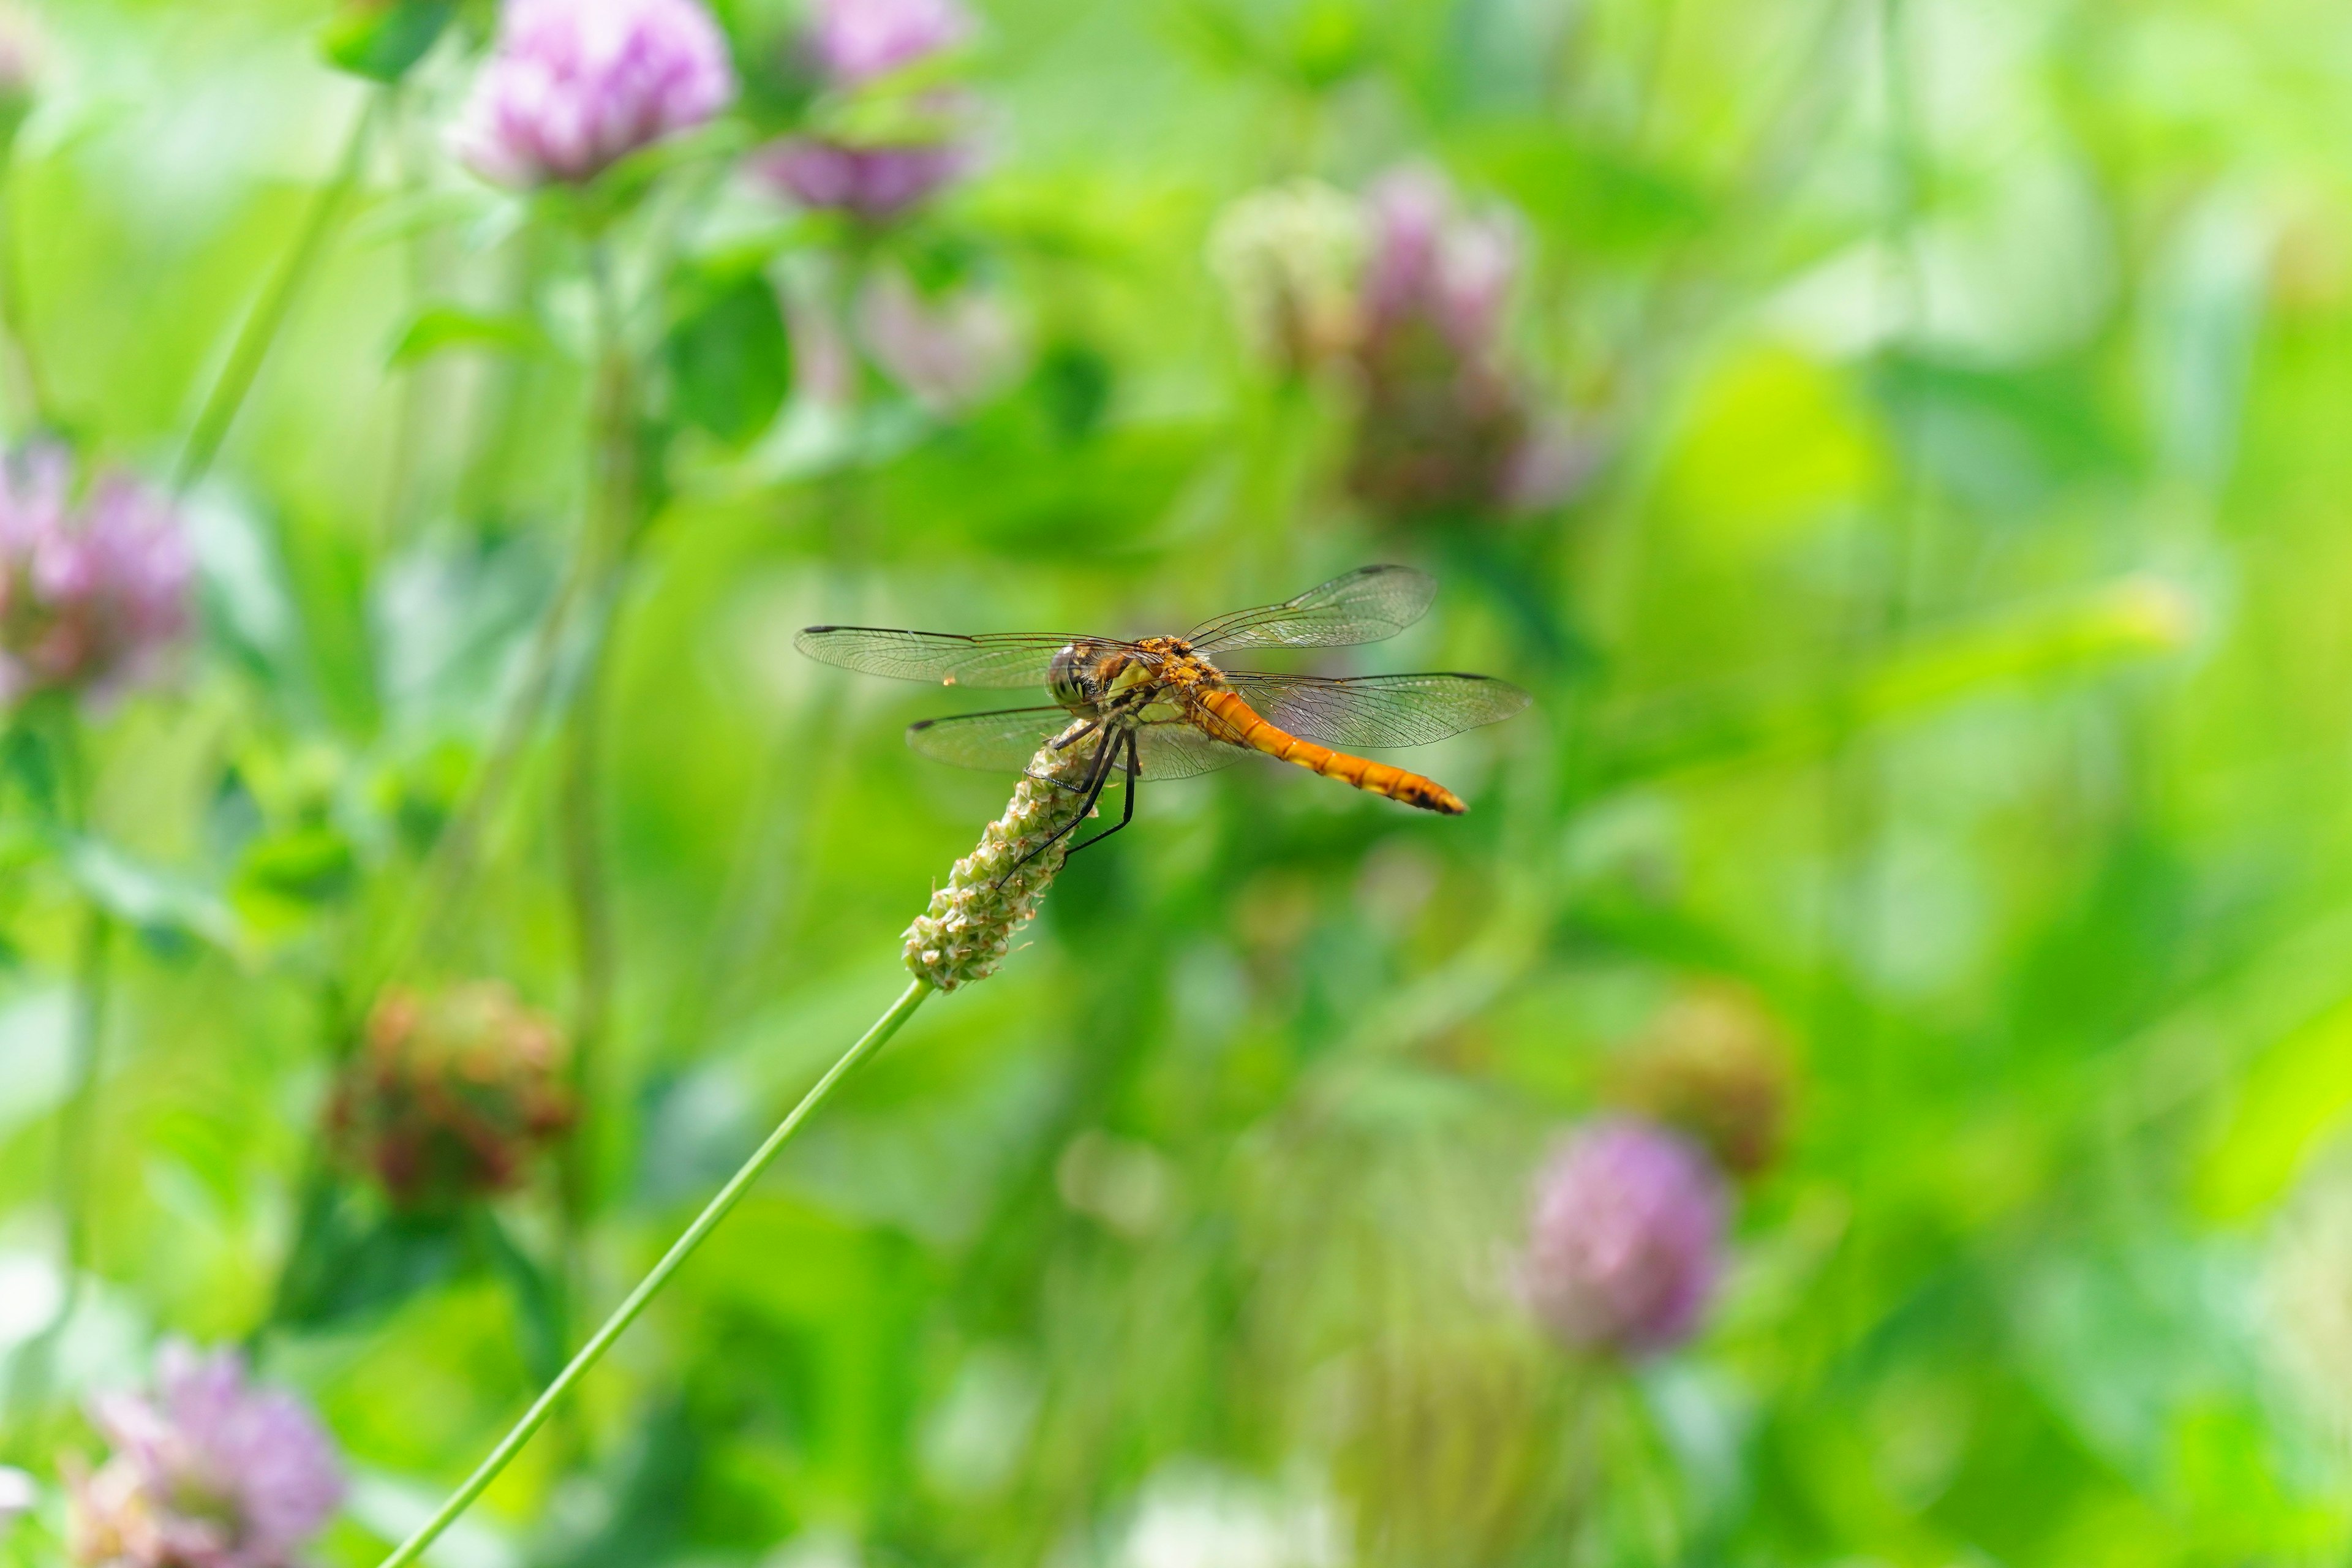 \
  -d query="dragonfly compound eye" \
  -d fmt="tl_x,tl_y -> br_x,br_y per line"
1048,643 -> 1091,709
